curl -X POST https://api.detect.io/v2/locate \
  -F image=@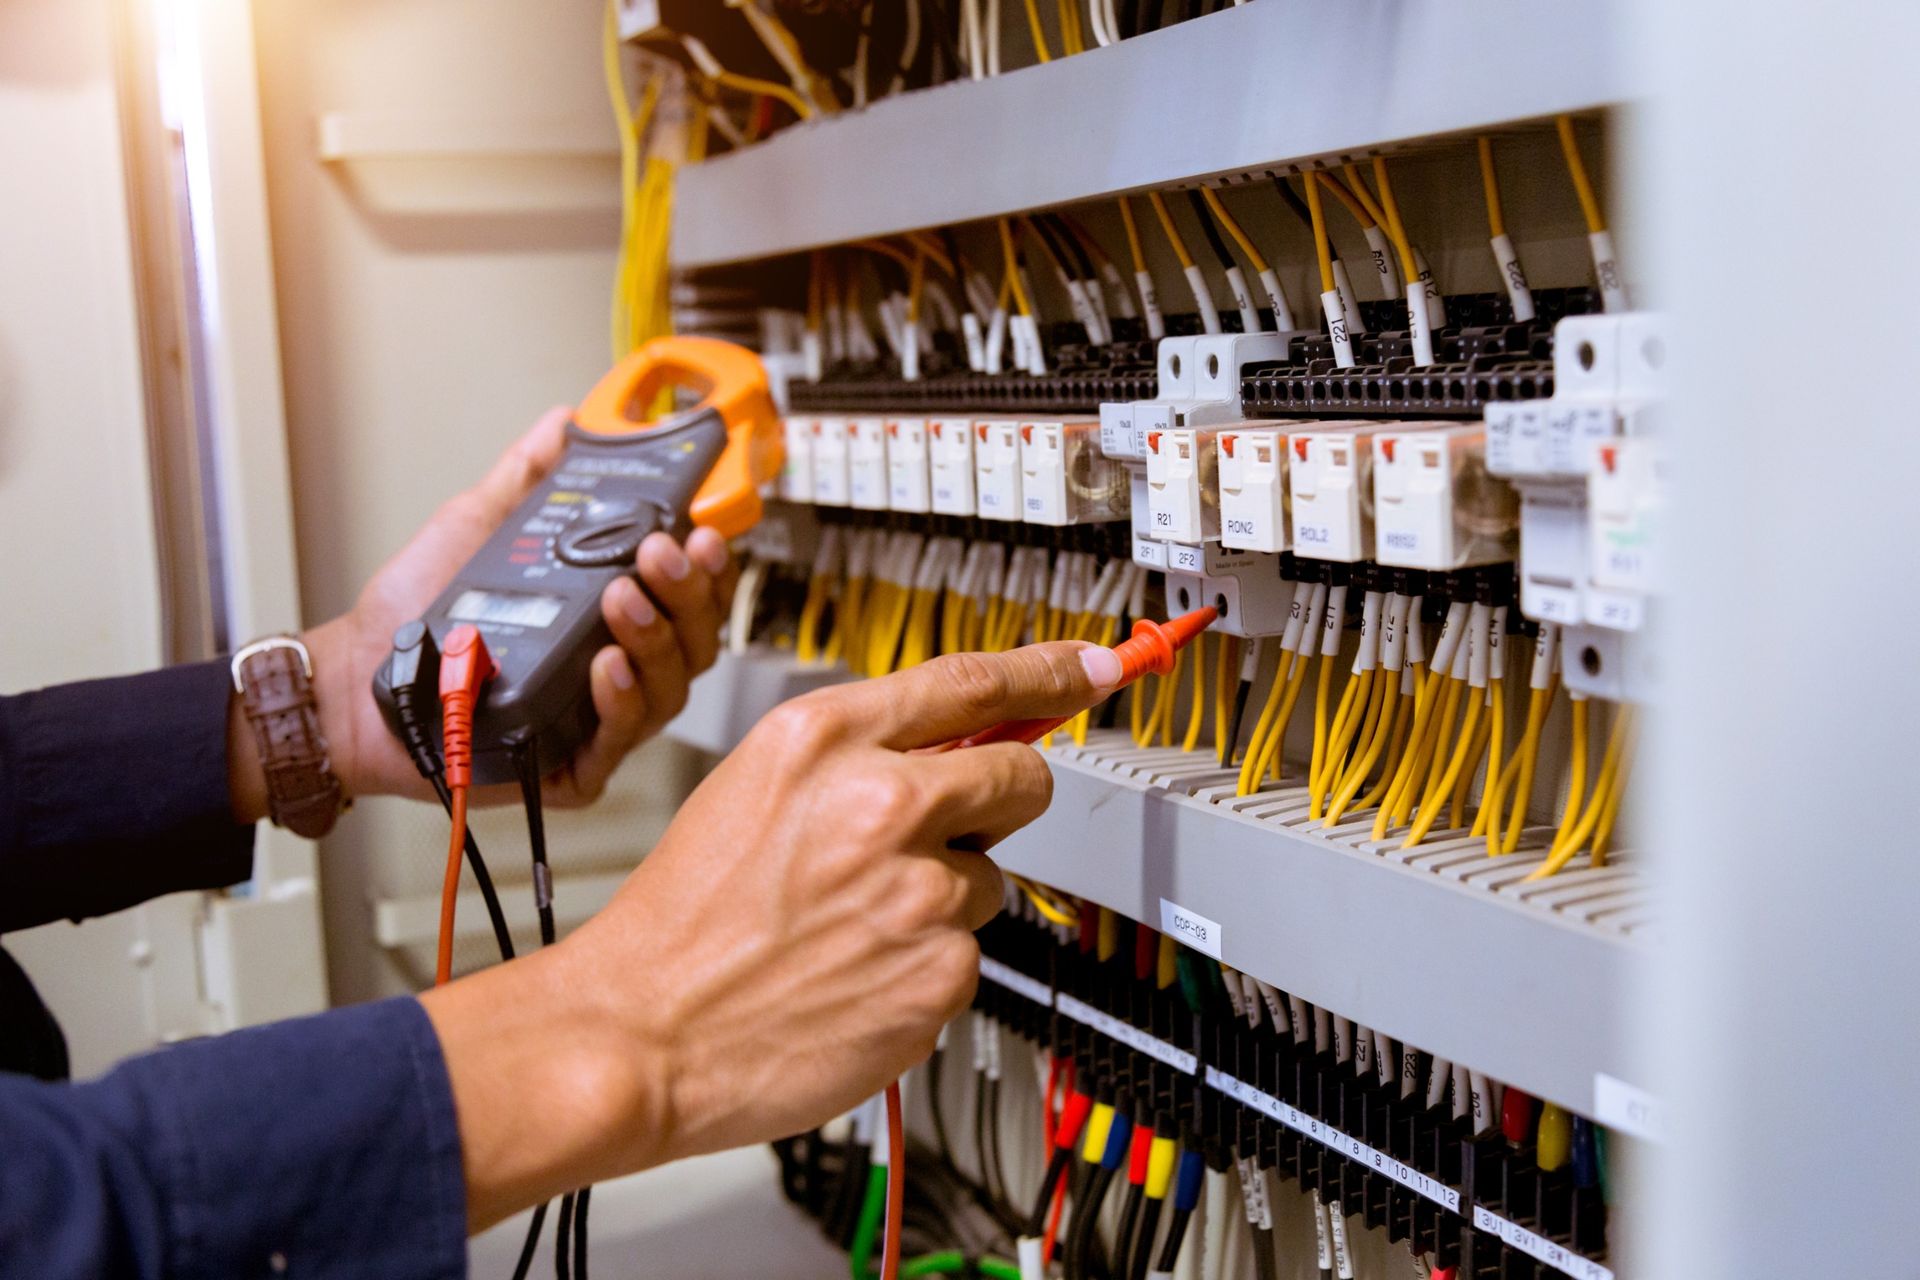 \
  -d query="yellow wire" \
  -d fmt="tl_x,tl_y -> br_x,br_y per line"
1182,632 -> 1209,753
1501,684 -> 1555,853
1146,192 -> 1195,270
1476,136 -> 1507,240
1214,636 -> 1238,762
1448,692 -> 1495,831
1527,707 -> 1629,880
1058,0 -> 1084,54
1554,698 -> 1591,849
1118,198 -> 1148,272
1373,664 -> 1444,841
1312,668 -> 1370,819
1303,173 -> 1336,295
1024,0 -> 1053,61
1474,685 -> 1508,846
1398,676 -> 1461,828
1326,669 -> 1395,824
1555,115 -> 1607,235
1353,686 -> 1414,815
1237,653 -> 1292,796
1340,164 -> 1390,229
708,68 -> 814,119
1307,654 -> 1337,808
1369,156 -> 1421,285
1200,188 -> 1270,273
1589,719 -> 1636,866
907,246 -> 928,325
1402,696 -> 1482,848
1315,170 -> 1376,230
1013,875 -> 1078,926
998,218 -> 1034,317
1262,655 -> 1314,783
